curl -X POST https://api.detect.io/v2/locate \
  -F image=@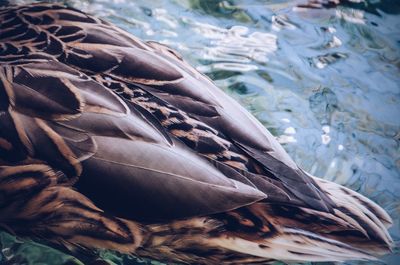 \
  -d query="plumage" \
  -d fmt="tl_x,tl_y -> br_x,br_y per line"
0,3 -> 393,264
